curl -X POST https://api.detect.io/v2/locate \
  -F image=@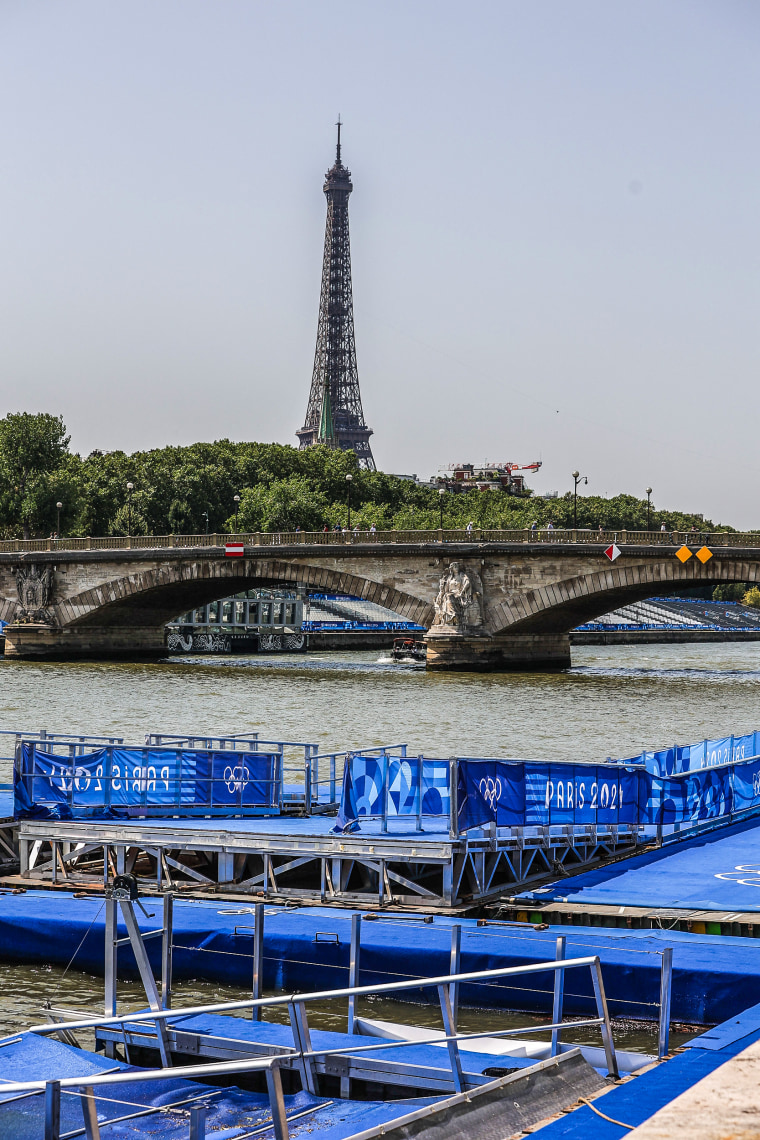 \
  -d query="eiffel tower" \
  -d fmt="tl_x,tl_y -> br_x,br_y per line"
297,120 -> 375,469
